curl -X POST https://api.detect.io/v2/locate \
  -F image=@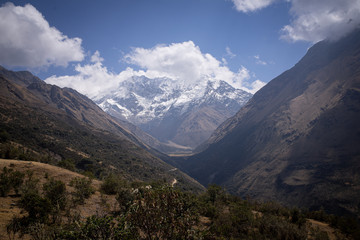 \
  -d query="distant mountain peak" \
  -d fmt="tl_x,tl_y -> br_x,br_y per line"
95,75 -> 252,152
